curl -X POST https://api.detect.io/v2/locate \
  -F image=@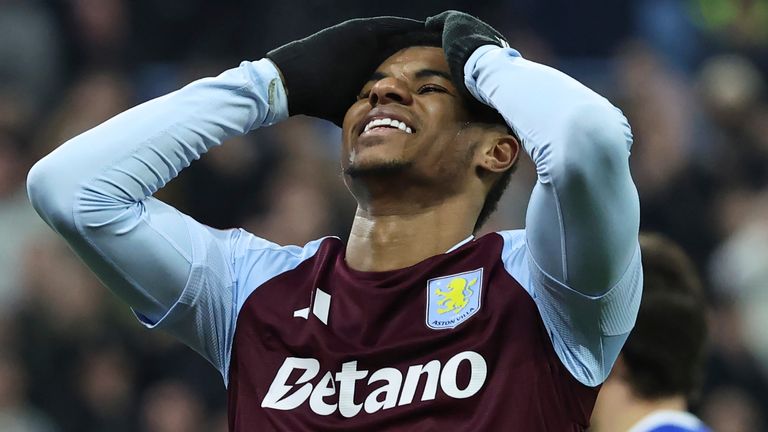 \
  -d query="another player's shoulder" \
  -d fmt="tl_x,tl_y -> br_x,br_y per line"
630,411 -> 712,432
646,426 -> 711,432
